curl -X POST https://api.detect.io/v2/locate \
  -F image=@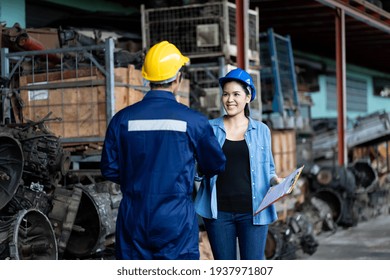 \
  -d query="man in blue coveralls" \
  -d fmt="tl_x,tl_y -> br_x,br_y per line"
100,41 -> 226,260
